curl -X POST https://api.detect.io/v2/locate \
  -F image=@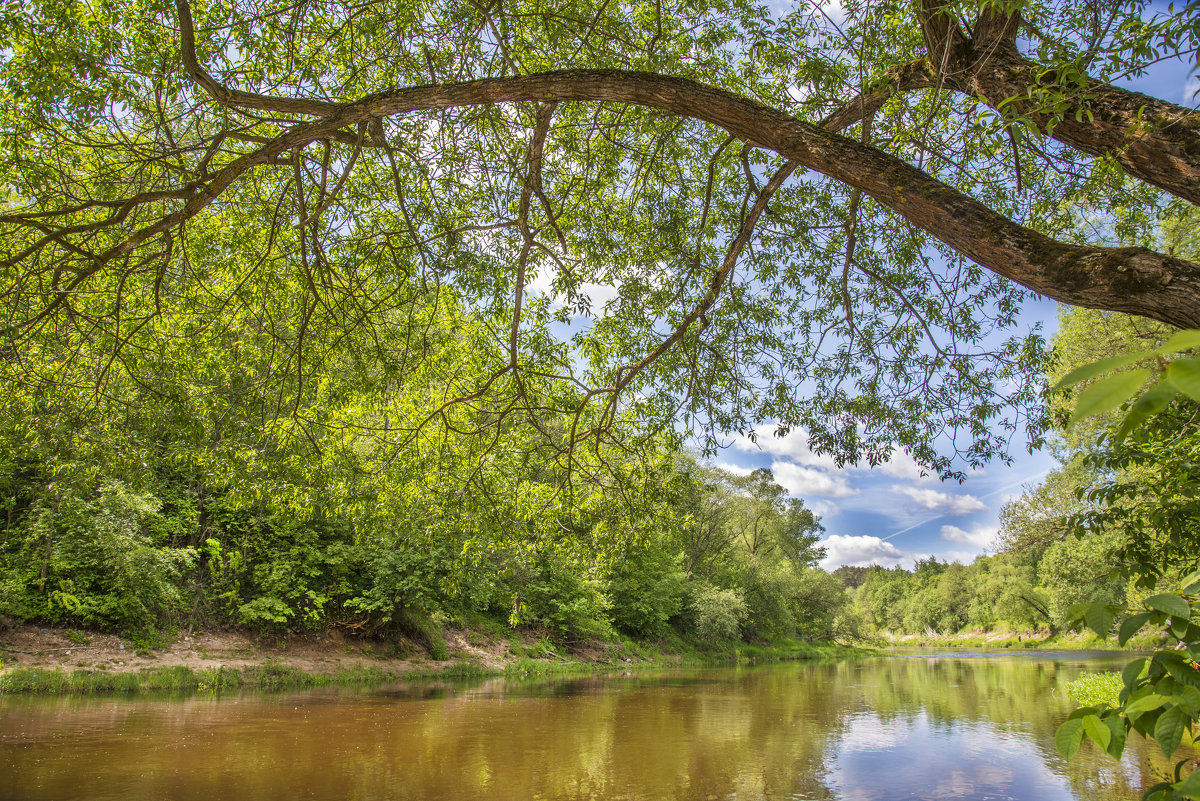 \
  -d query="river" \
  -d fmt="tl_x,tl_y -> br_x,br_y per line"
0,651 -> 1185,800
